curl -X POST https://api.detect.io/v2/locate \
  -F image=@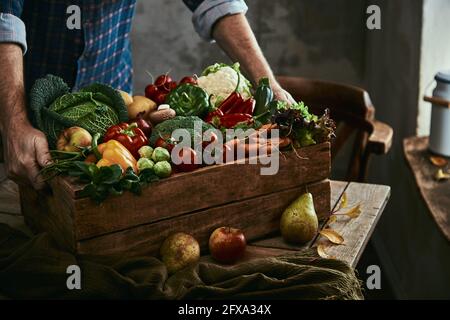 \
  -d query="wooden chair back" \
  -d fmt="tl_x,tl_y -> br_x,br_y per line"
277,76 -> 381,182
